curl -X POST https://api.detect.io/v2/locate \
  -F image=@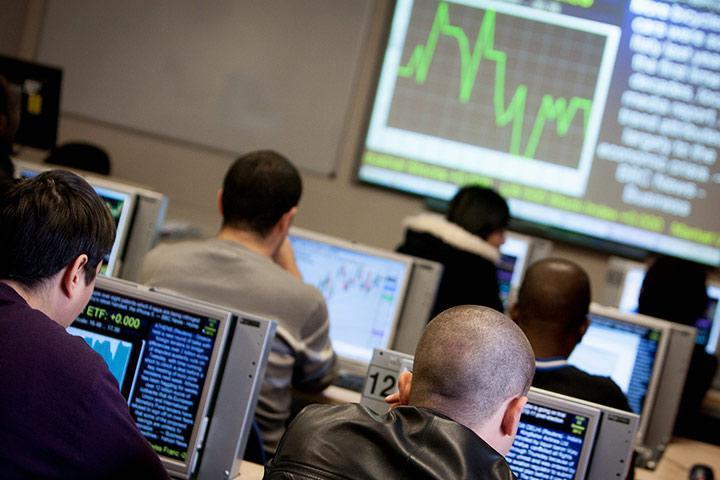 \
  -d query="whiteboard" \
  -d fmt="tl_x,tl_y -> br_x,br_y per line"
38,0 -> 374,174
